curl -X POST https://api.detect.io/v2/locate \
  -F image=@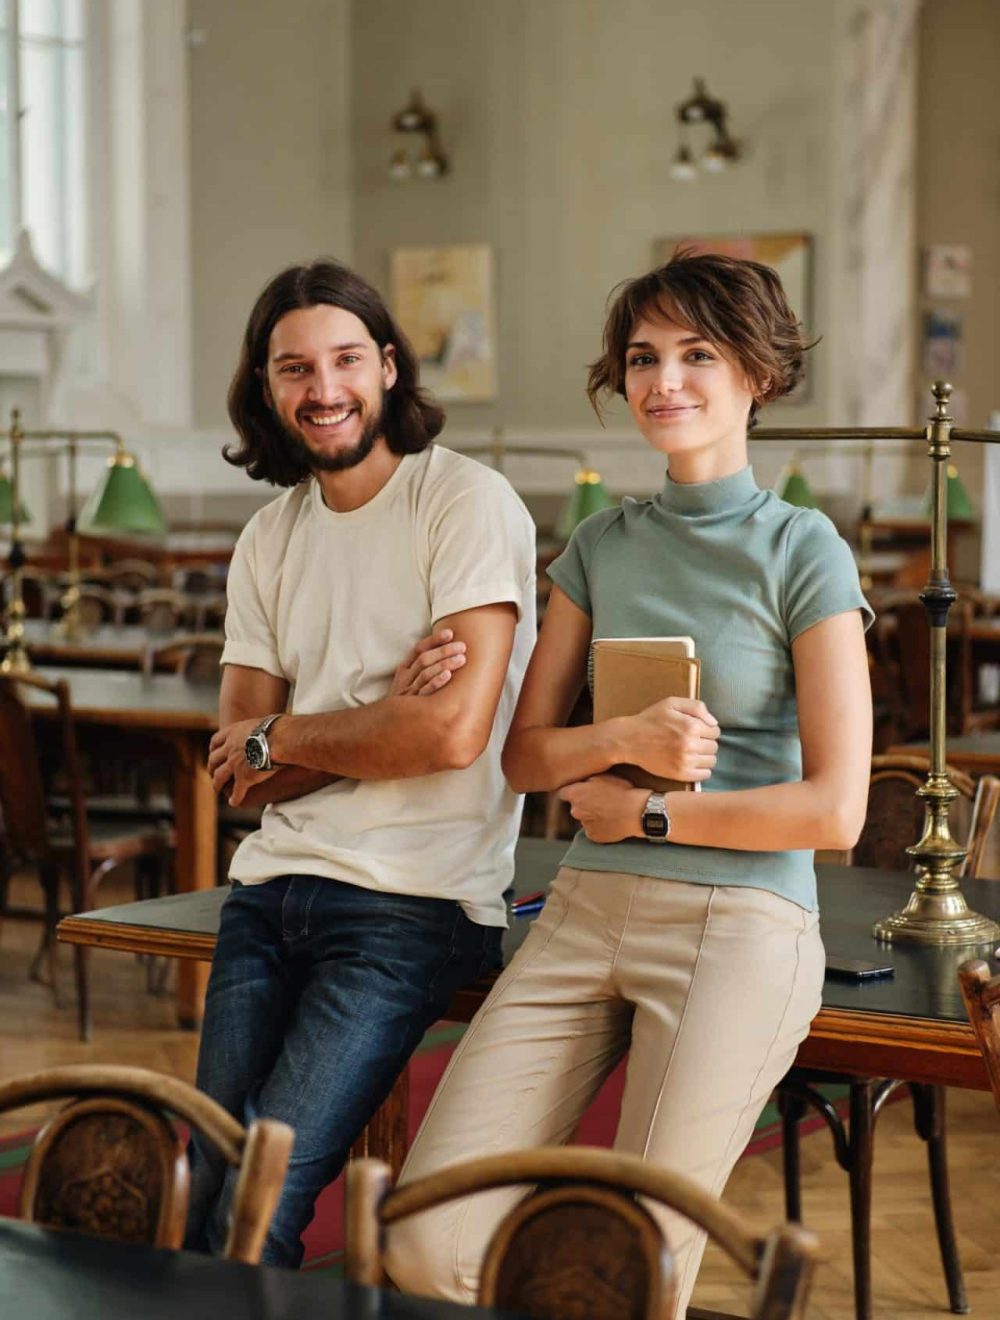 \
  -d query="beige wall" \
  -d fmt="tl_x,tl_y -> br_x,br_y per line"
350,0 -> 838,441
917,0 -> 1000,522
188,0 -> 352,428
